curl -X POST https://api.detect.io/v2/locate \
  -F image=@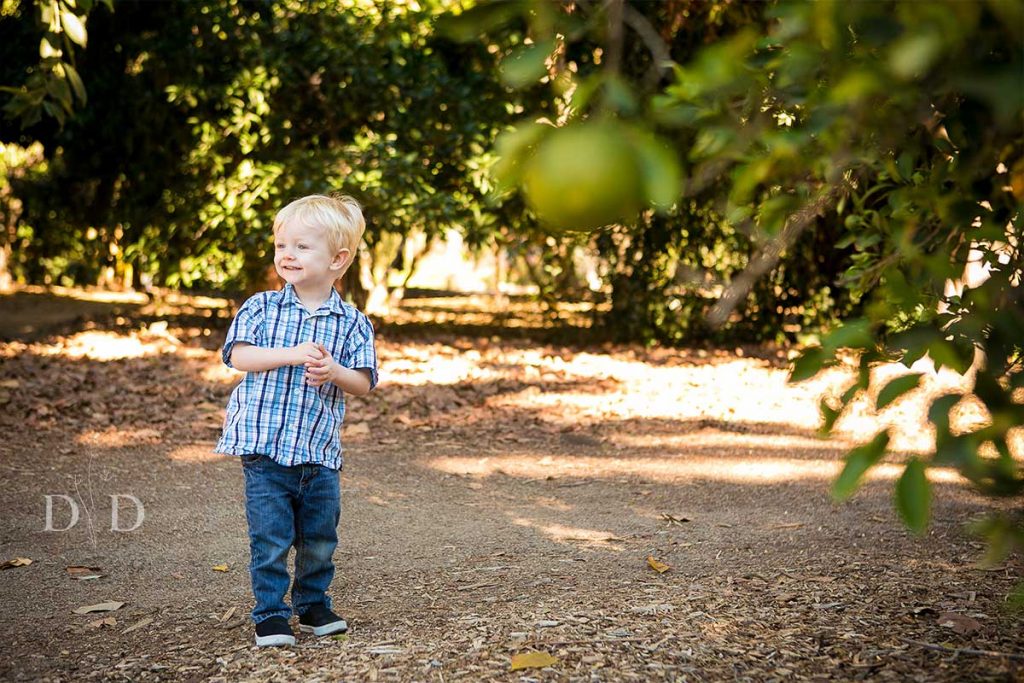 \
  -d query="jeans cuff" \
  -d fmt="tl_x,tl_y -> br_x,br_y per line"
252,611 -> 292,625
